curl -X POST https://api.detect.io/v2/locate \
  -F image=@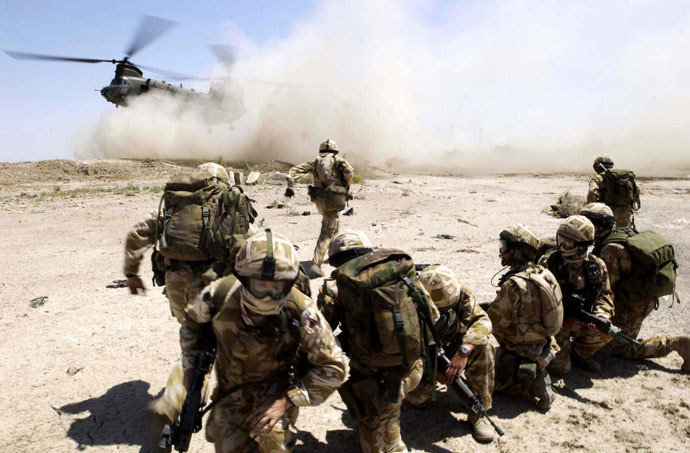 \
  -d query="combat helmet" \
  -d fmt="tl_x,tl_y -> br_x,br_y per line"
234,229 -> 299,283
197,162 -> 230,180
579,203 -> 615,240
418,264 -> 462,309
499,224 -> 540,265
327,229 -> 373,267
319,139 -> 339,154
593,155 -> 614,173
557,215 -> 595,262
